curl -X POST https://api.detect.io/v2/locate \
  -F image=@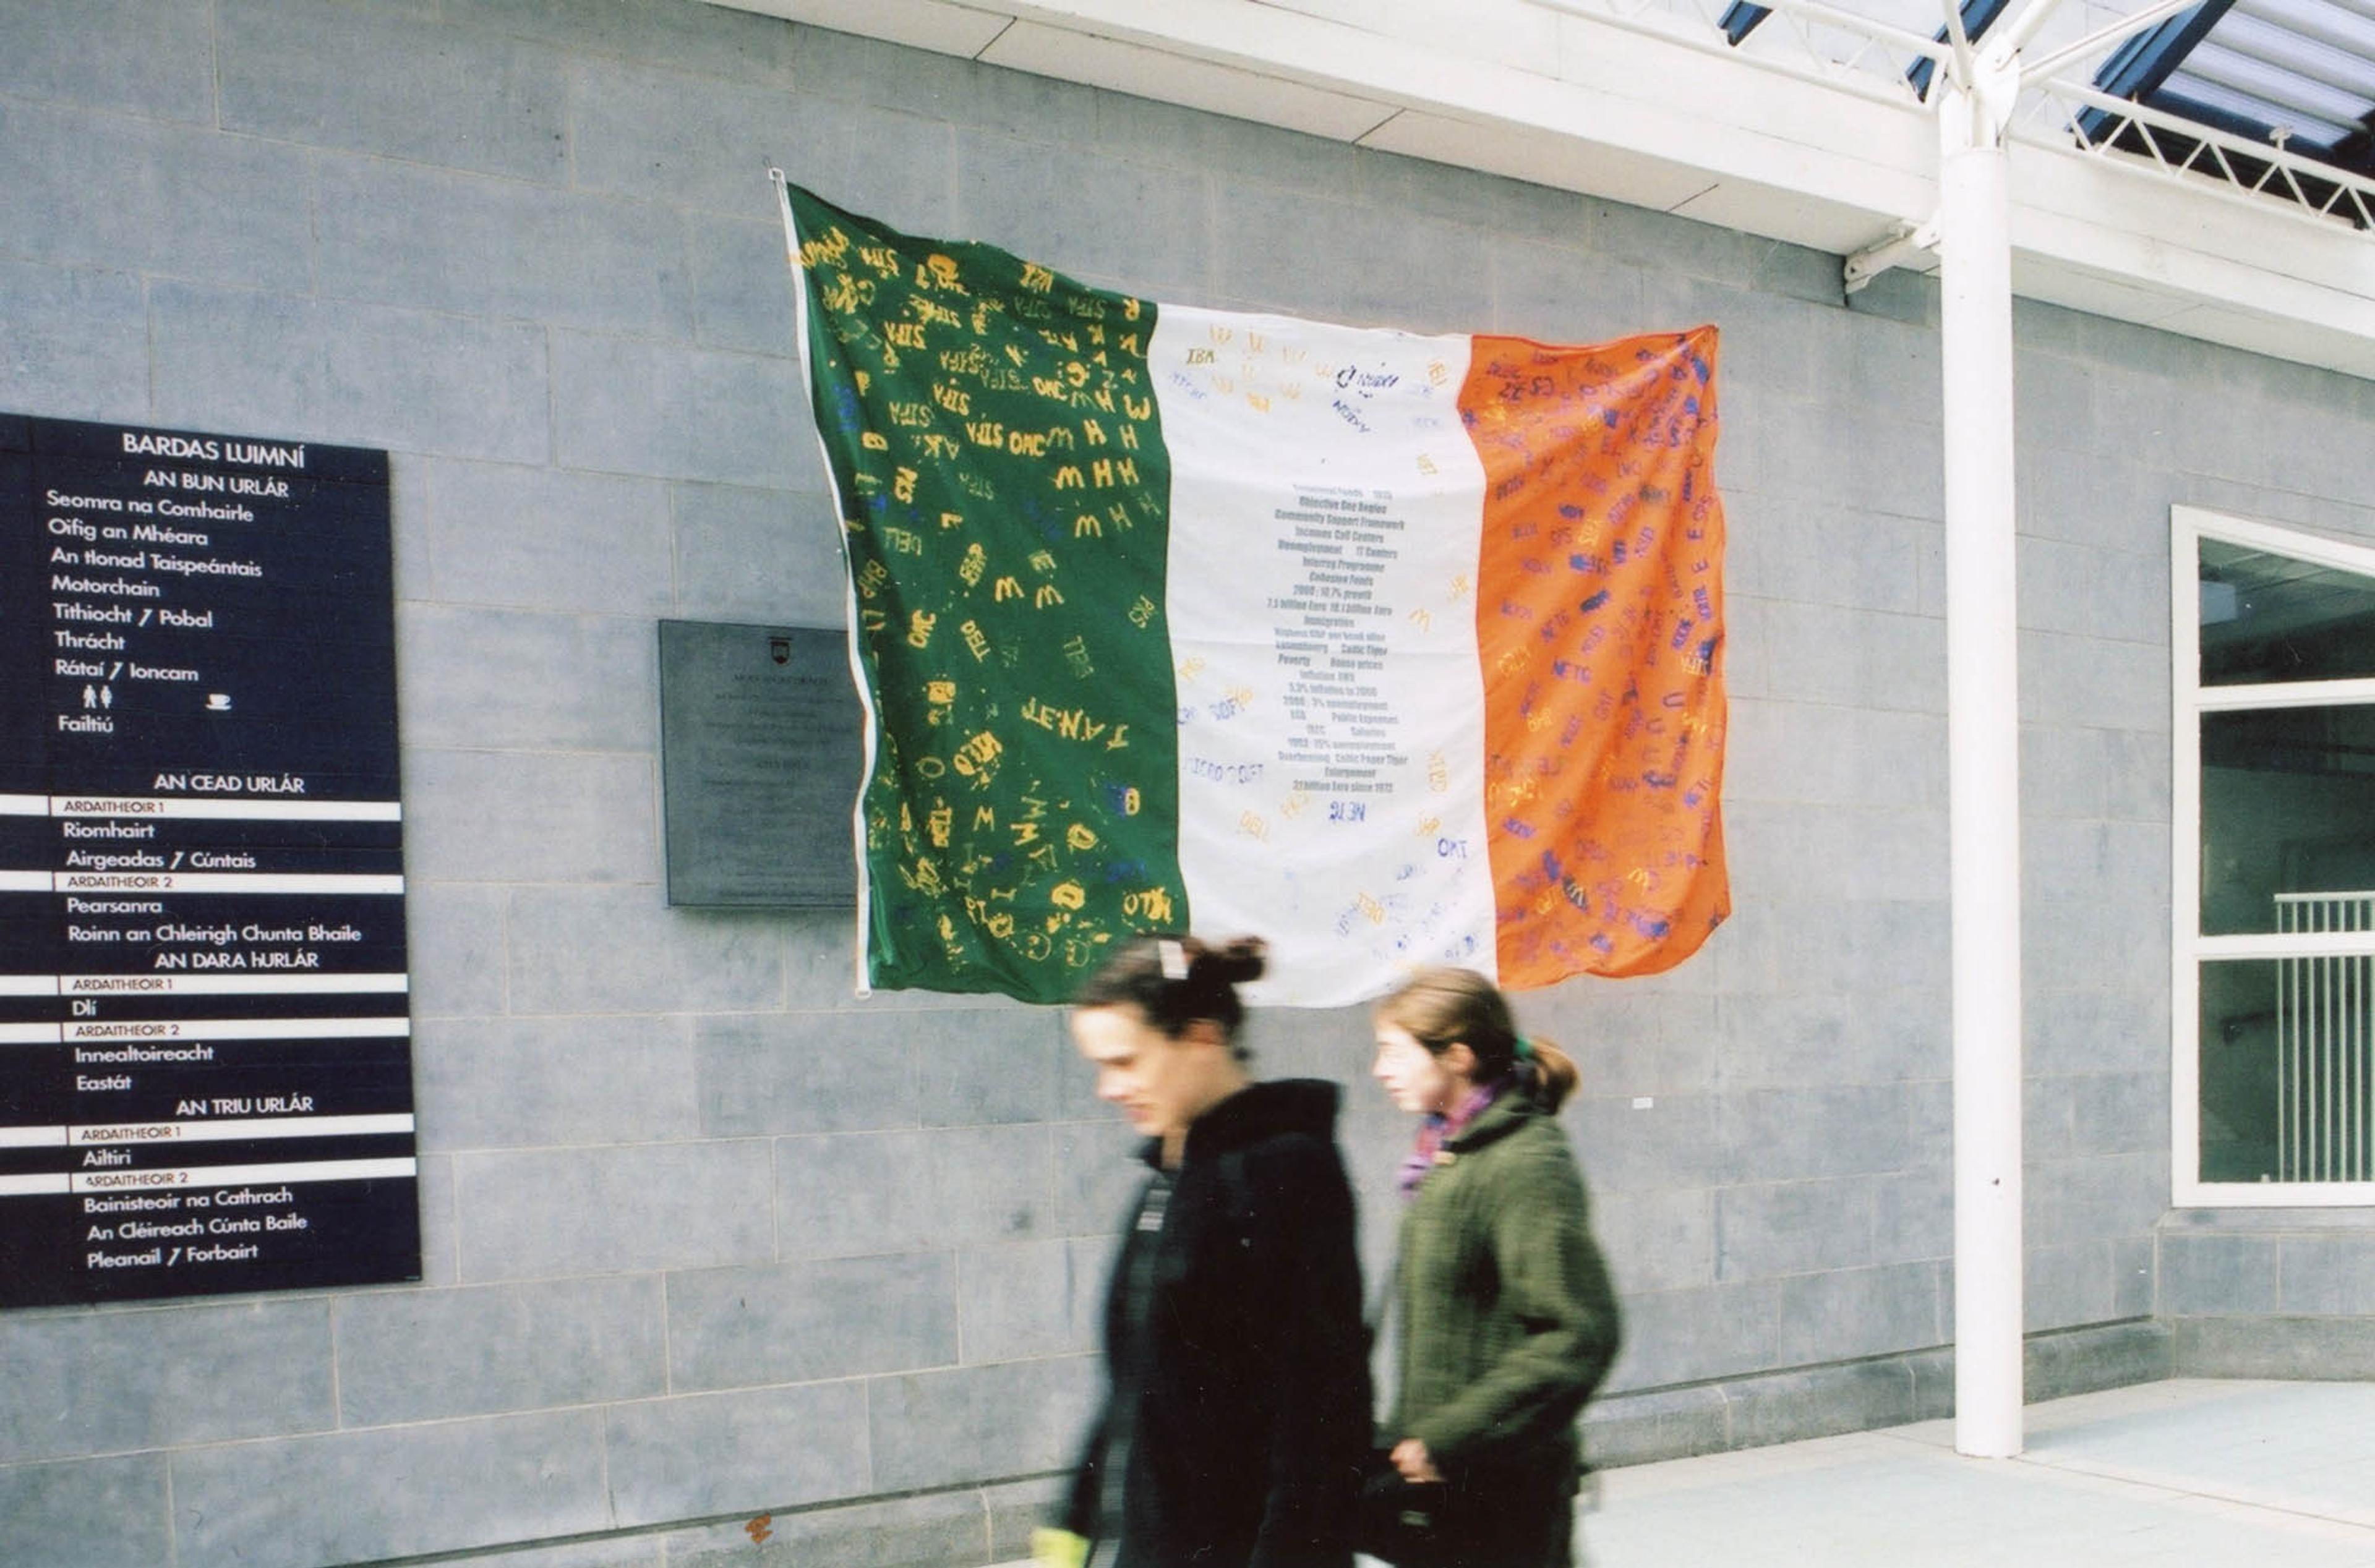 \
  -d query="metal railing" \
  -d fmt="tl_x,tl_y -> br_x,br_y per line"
2275,892 -> 2375,1183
